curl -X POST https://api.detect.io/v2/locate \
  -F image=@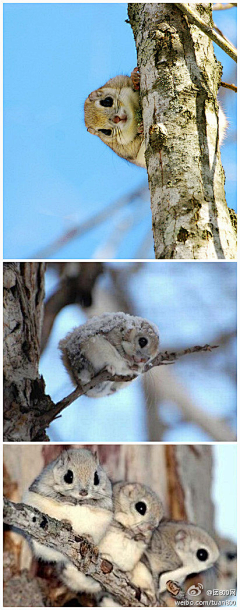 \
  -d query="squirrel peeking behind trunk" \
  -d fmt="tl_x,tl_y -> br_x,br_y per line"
84,69 -> 227,167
